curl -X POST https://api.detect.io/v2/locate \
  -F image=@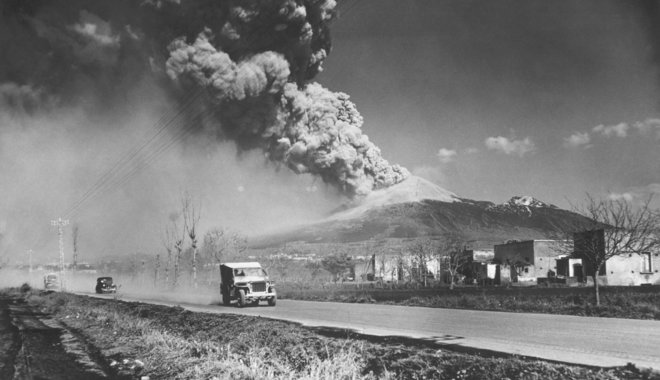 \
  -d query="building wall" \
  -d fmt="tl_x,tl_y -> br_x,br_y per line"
532,240 -> 569,278
494,240 -> 536,282
574,229 -> 660,285
604,252 -> 660,286
555,256 -> 584,277
494,240 -> 569,283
